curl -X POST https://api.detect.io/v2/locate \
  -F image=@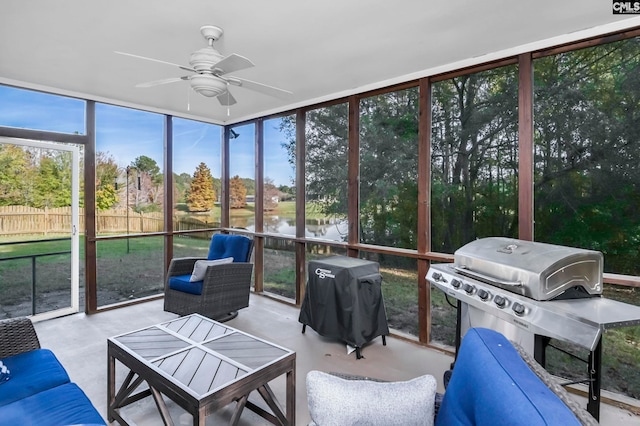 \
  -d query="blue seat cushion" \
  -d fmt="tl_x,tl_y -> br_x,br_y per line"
169,274 -> 203,295
0,382 -> 105,426
436,328 -> 580,426
0,349 -> 70,407
207,234 -> 252,262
